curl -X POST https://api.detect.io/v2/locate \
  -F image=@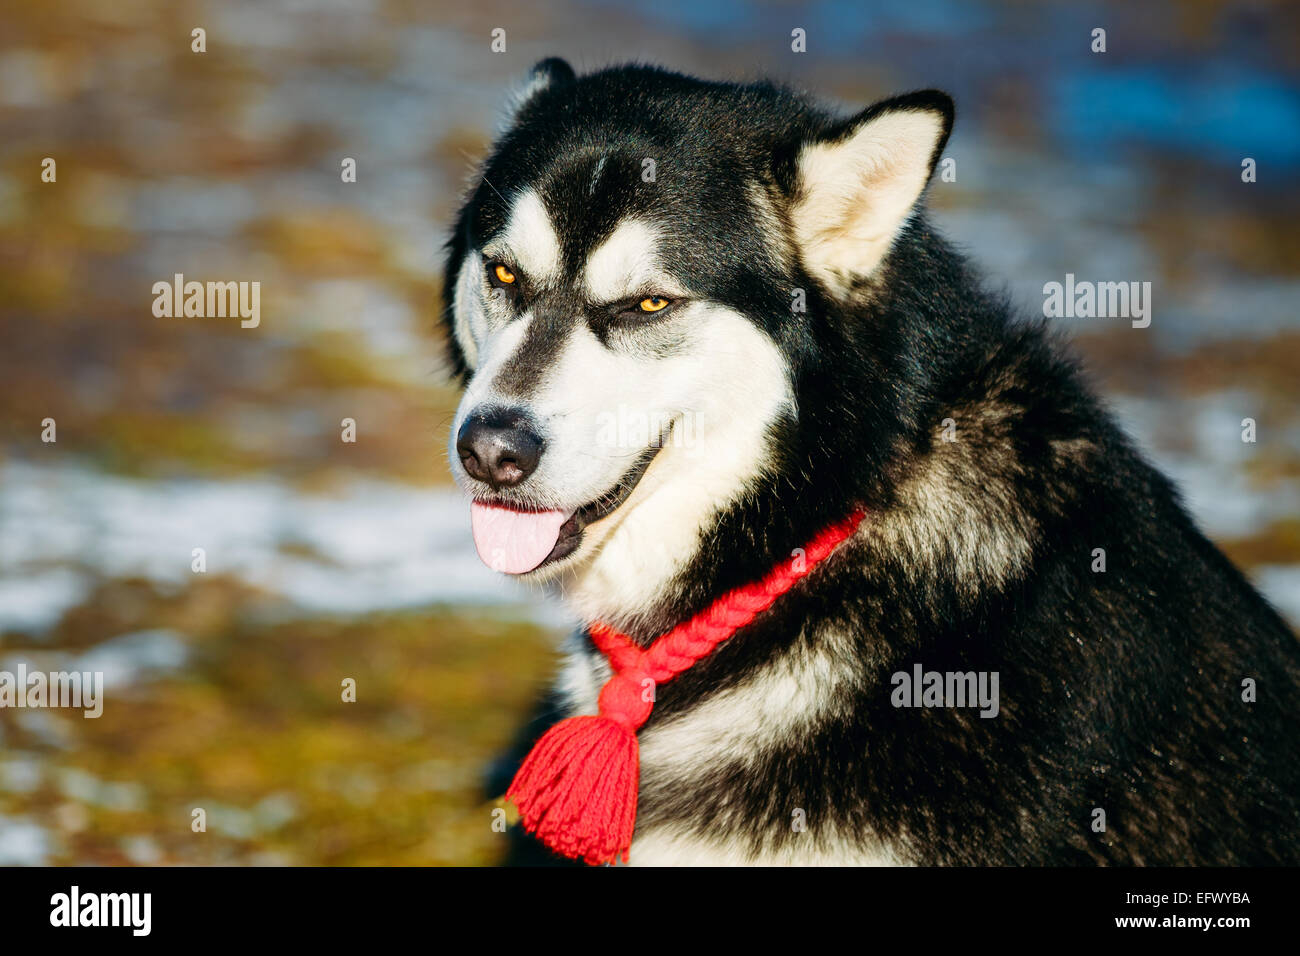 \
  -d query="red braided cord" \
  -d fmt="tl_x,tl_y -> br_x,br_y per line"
589,508 -> 866,687
588,625 -> 643,672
